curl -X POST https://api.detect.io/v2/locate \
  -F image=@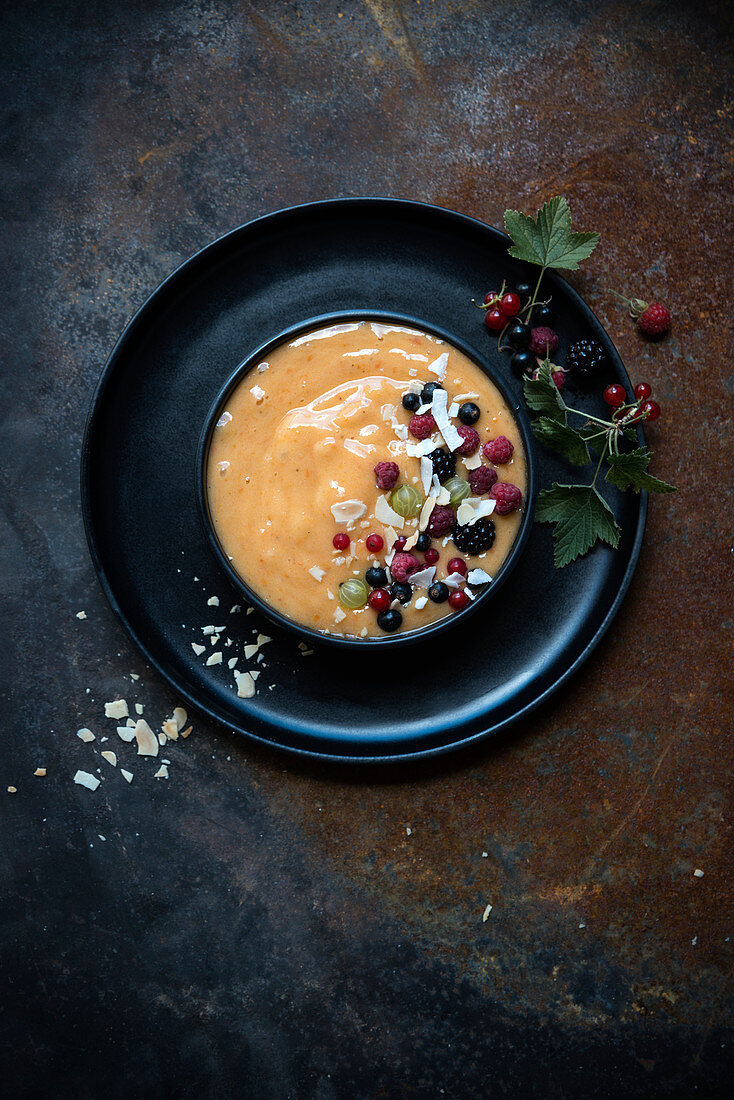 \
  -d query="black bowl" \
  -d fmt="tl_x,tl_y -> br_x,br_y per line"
196,311 -> 537,649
